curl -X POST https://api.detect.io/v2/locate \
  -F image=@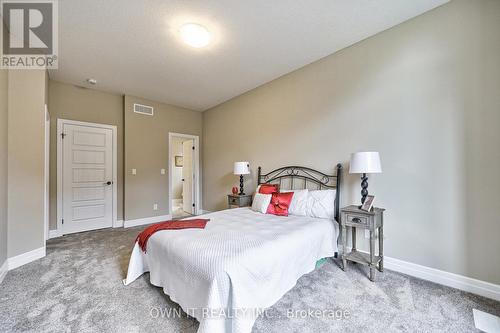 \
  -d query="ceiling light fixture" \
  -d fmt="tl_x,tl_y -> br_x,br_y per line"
180,23 -> 211,48
86,78 -> 97,85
